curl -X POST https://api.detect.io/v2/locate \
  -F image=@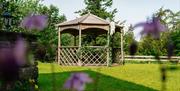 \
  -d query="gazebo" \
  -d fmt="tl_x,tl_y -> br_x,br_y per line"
56,13 -> 124,66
